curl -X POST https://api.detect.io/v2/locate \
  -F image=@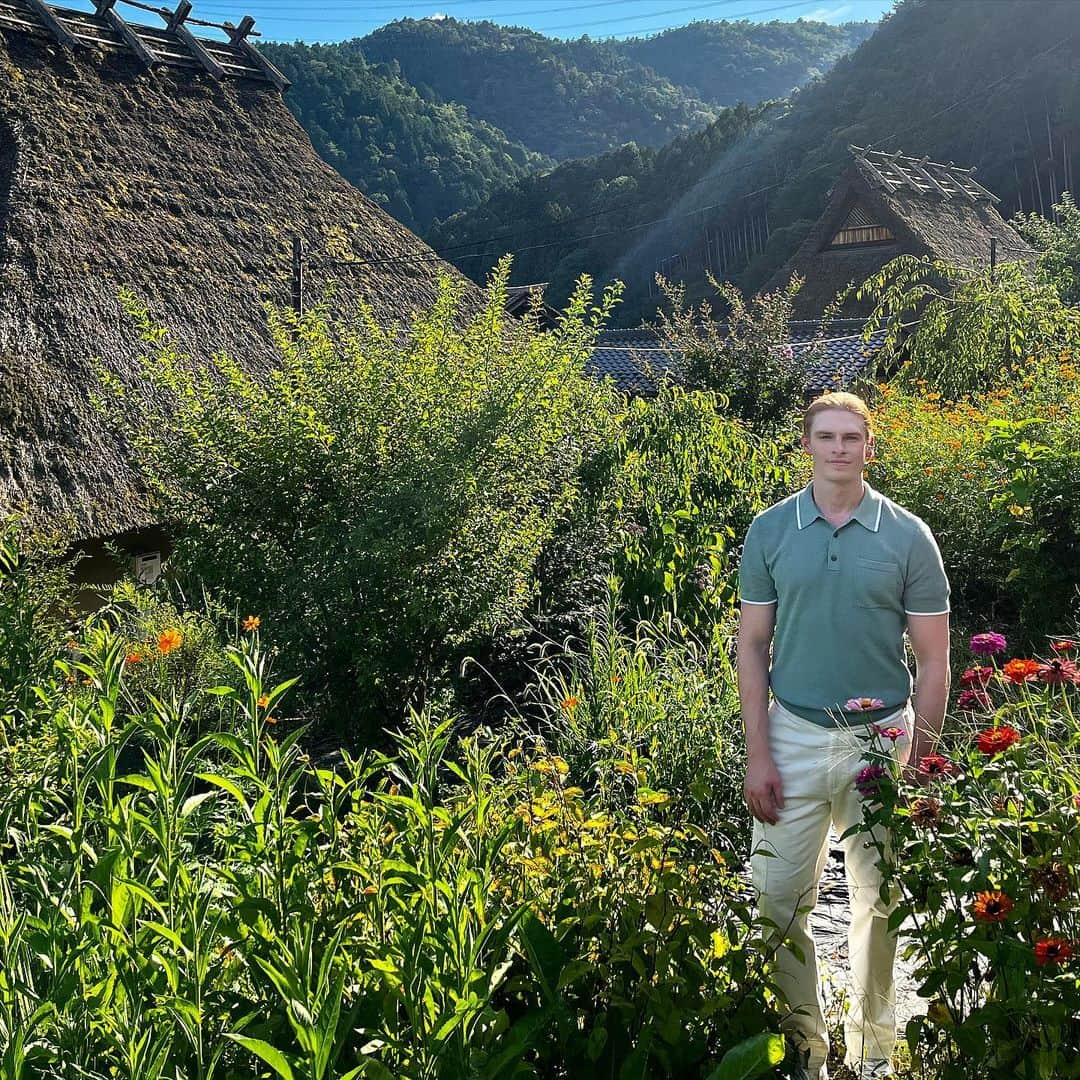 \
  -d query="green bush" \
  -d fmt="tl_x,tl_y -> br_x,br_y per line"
654,273 -> 811,435
543,385 -> 789,636
101,261 -> 621,734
